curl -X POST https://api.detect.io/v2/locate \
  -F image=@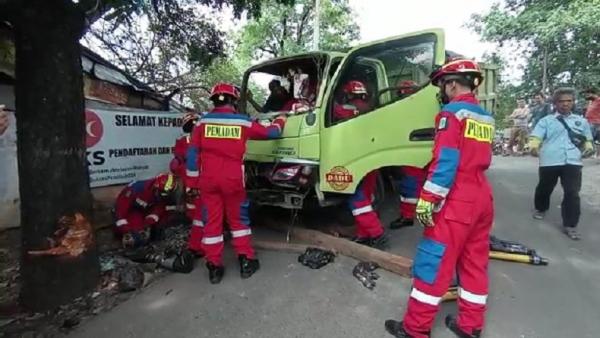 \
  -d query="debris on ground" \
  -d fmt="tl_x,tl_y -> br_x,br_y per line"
352,261 -> 380,290
0,222 -> 196,337
298,247 -> 336,269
